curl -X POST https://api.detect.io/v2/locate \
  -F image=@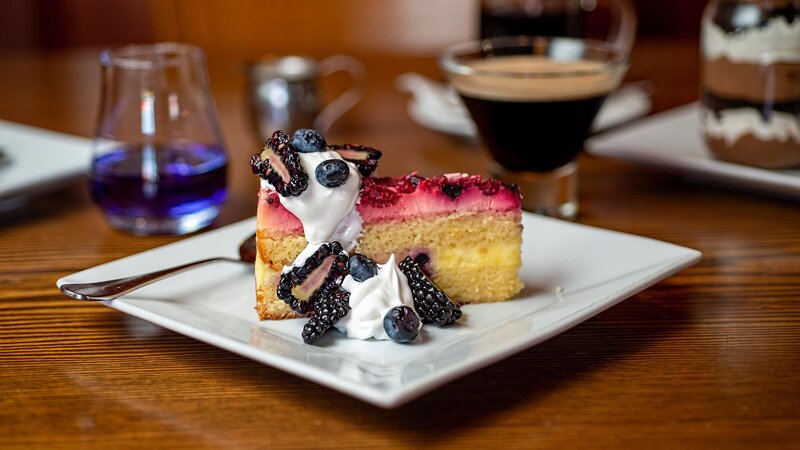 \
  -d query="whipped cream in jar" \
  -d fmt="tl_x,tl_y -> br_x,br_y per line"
700,0 -> 800,169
